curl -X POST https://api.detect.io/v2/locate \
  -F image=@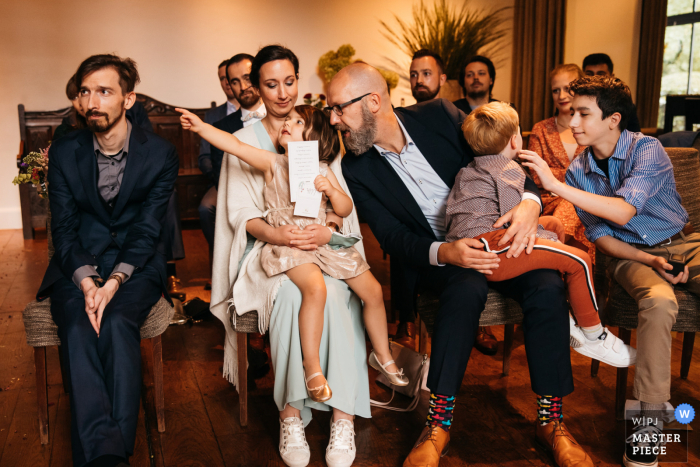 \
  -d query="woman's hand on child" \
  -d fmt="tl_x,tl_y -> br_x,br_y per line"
273,224 -> 314,248
649,256 -> 689,284
290,224 -> 332,250
519,150 -> 559,192
314,175 -> 336,197
175,108 -> 204,133
437,238 -> 500,274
